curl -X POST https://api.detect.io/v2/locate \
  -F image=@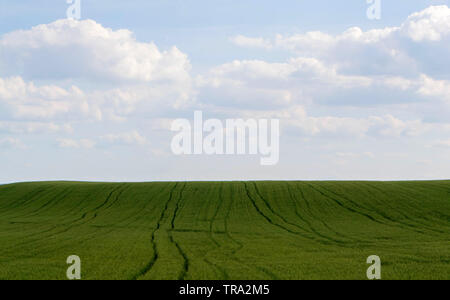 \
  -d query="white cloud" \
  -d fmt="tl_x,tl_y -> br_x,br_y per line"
336,152 -> 375,159
417,74 -> 450,101
230,35 -> 272,49
0,20 -> 196,125
0,137 -> 24,149
197,55 -> 448,110
90,83 -> 195,121
292,113 -> 430,138
401,5 -> 450,42
0,76 -> 97,121
0,6 -> 448,179
0,121 -> 72,134
0,74 -> 196,126
0,19 -> 191,83
213,101 -> 435,141
240,105 -> 434,138
213,6 -> 450,122
58,131 -> 148,149
100,131 -> 147,146
431,139 -> 450,148
197,58 -> 372,109
231,6 -> 450,79
58,138 -> 95,149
